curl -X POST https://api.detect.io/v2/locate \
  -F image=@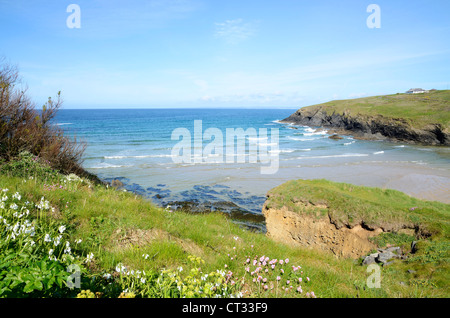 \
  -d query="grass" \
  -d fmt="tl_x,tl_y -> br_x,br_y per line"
265,179 -> 450,237
1,158 -> 449,298
300,90 -> 450,130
